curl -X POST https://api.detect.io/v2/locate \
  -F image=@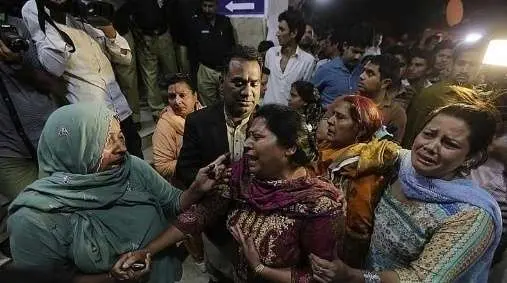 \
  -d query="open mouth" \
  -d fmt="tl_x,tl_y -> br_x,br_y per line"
416,152 -> 436,167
